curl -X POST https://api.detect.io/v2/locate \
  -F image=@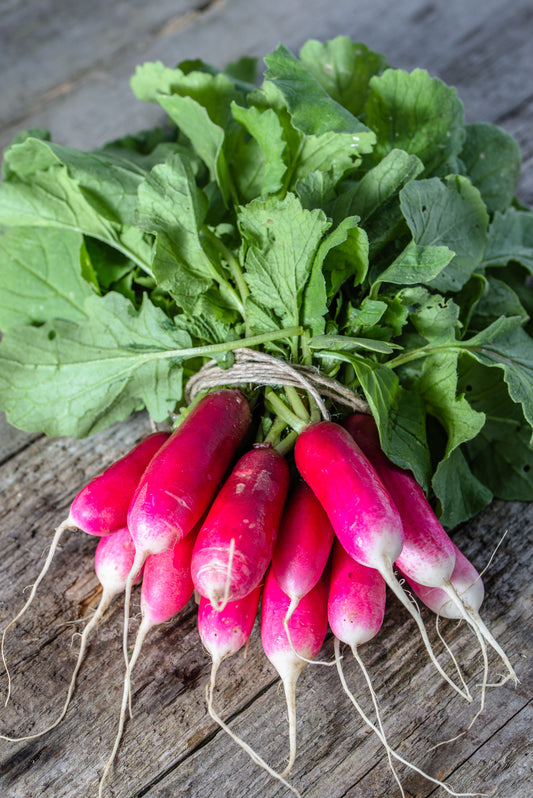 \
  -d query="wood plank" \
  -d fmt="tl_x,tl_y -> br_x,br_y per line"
0,0 -> 206,131
0,1 -> 532,797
